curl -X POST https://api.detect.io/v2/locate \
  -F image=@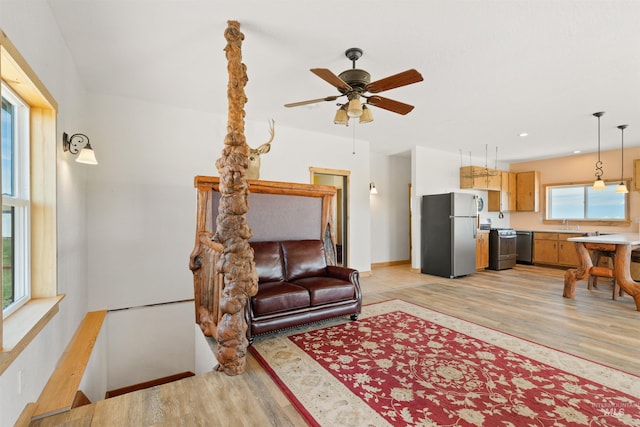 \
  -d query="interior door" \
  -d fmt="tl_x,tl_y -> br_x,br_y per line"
310,168 -> 350,267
